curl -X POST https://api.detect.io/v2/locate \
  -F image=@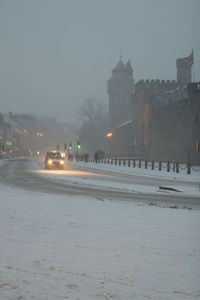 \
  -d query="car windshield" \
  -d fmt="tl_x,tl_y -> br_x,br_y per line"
46,152 -> 62,159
